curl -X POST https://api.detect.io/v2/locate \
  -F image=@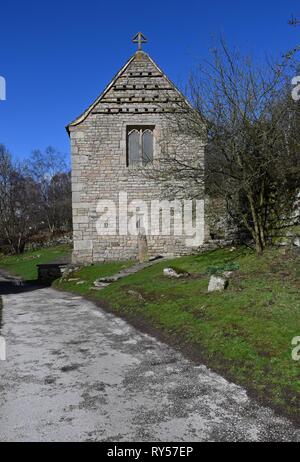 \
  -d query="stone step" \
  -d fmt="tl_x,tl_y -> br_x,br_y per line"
93,256 -> 169,287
